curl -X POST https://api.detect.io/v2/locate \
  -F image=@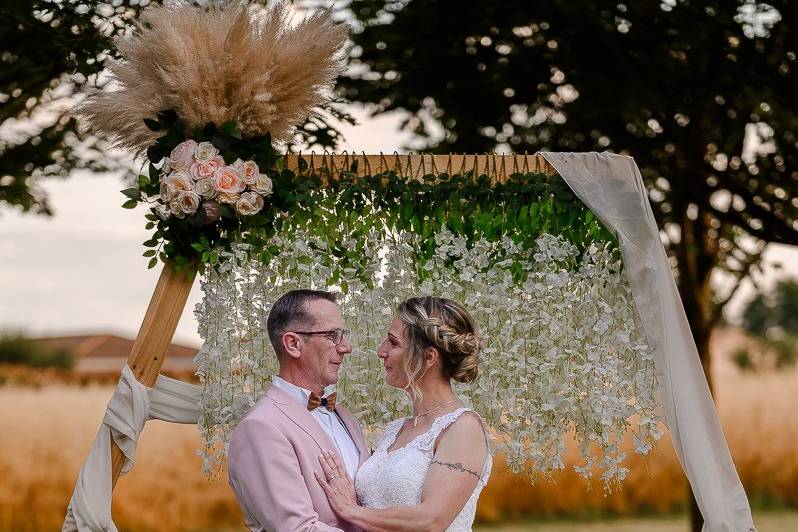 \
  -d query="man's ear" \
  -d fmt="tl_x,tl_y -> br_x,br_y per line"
424,346 -> 439,370
282,332 -> 302,360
